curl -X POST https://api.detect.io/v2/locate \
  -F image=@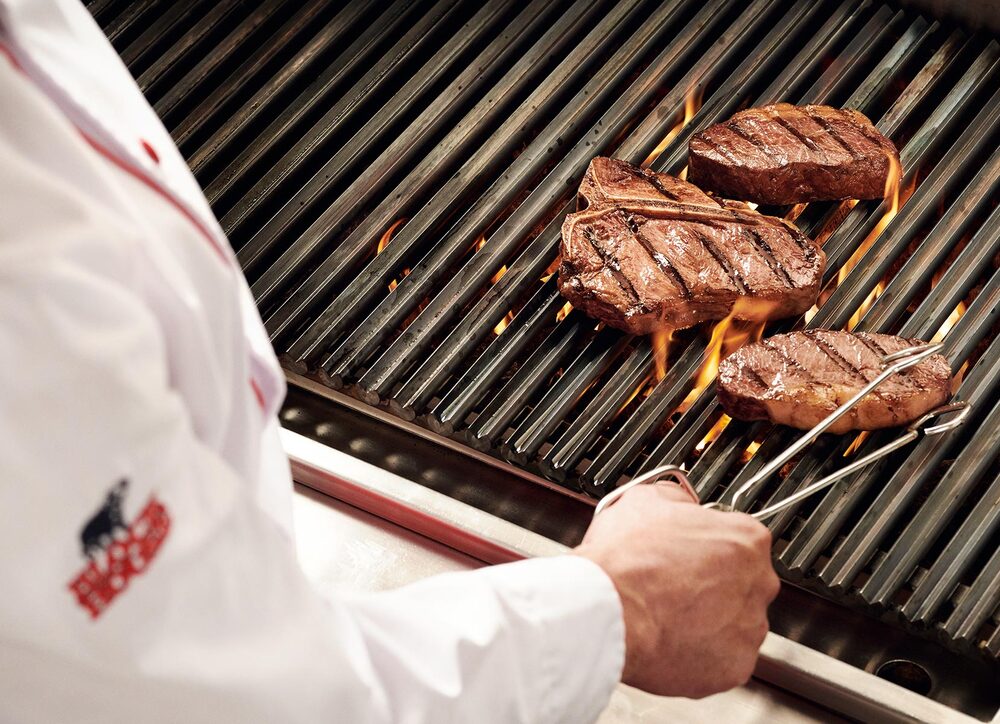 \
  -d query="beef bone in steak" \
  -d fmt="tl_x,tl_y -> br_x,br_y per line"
558,157 -> 825,334
688,104 -> 900,205
717,330 -> 951,433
